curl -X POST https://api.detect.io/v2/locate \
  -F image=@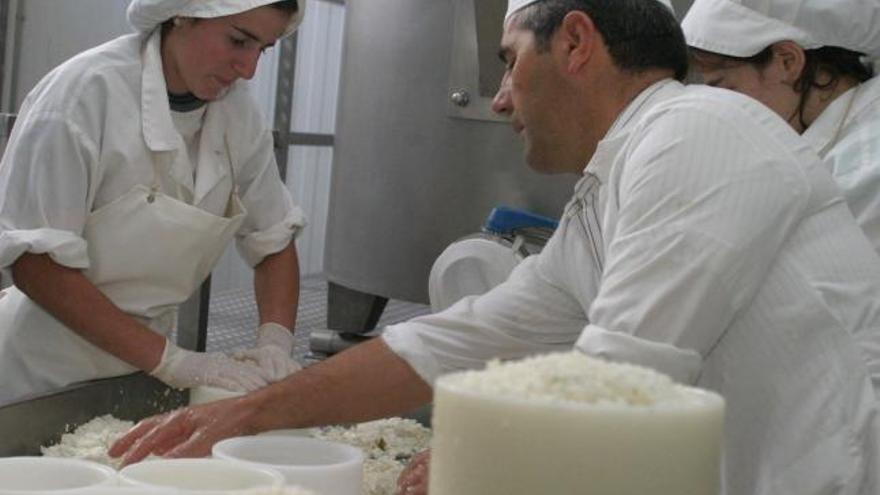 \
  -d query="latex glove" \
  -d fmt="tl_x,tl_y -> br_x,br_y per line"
234,322 -> 302,382
150,339 -> 269,392
396,449 -> 431,495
